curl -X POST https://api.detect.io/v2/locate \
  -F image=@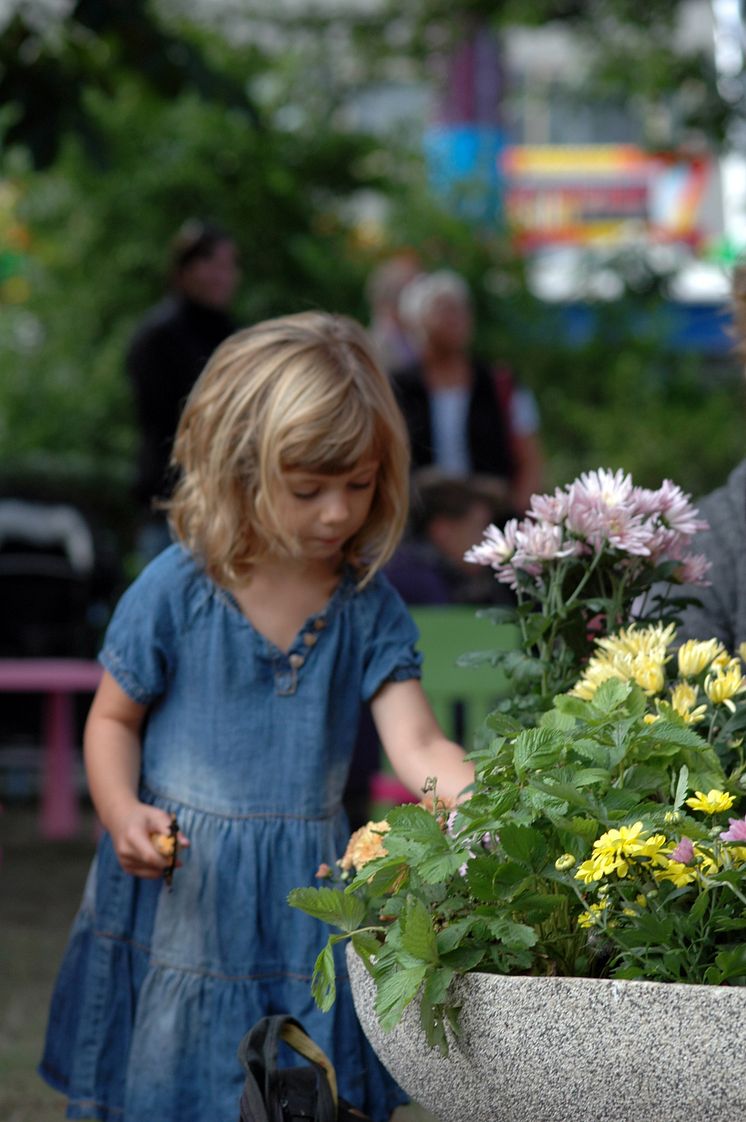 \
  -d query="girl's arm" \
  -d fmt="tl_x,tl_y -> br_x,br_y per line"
84,671 -> 187,878
370,678 -> 474,803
